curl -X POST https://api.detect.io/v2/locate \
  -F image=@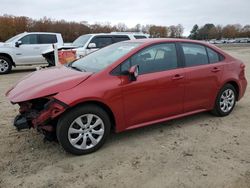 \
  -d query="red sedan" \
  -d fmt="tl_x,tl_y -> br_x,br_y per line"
6,39 -> 247,155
